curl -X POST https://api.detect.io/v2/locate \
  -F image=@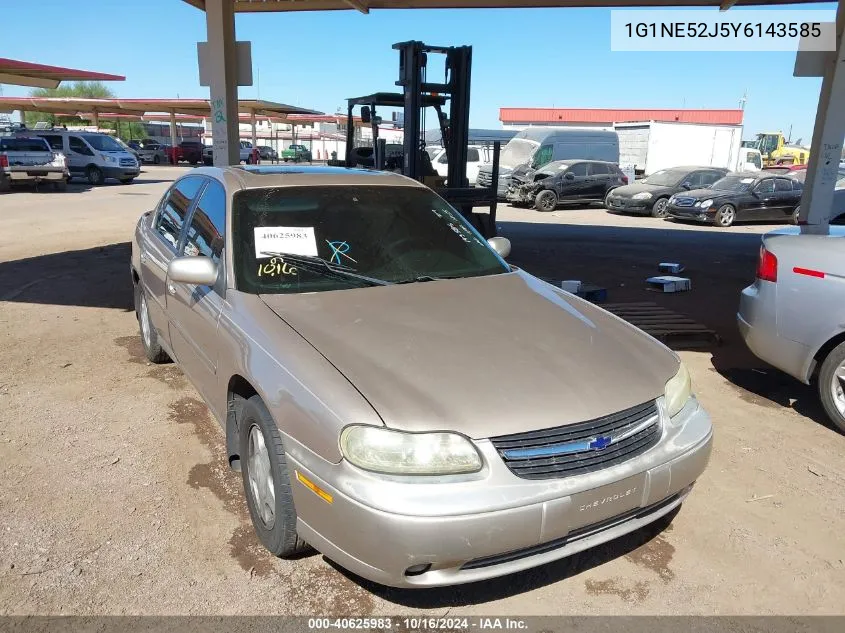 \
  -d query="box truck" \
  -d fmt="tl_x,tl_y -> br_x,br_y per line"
615,121 -> 757,177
